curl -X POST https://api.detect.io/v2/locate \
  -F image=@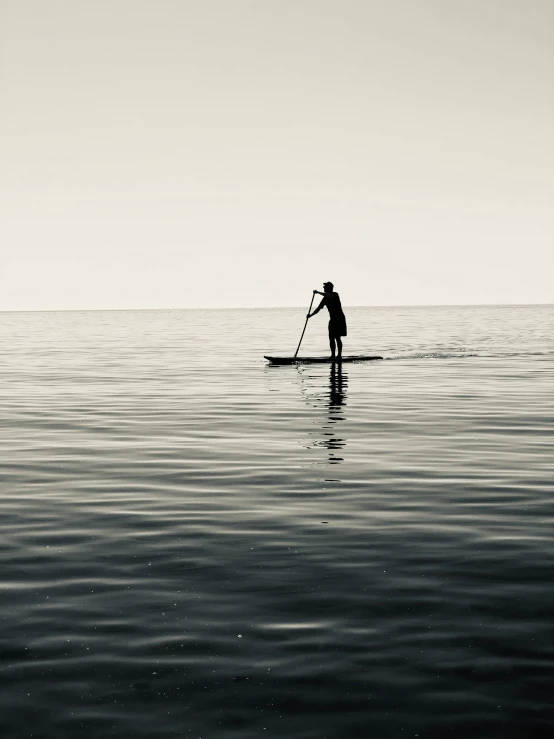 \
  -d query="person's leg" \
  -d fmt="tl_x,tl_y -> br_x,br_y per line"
328,322 -> 336,358
336,337 -> 343,358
